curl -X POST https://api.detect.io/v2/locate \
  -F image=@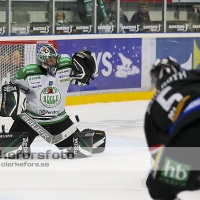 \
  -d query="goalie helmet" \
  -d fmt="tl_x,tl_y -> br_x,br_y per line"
37,44 -> 59,76
150,56 -> 181,89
